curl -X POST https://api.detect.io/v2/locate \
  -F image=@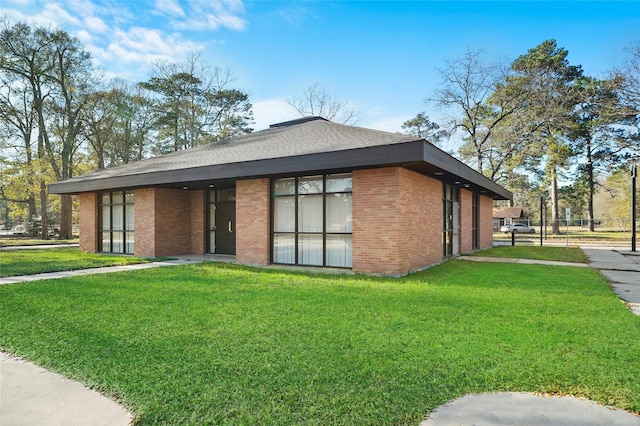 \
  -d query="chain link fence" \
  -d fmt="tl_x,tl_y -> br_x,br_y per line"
493,217 -> 639,246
